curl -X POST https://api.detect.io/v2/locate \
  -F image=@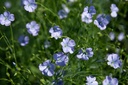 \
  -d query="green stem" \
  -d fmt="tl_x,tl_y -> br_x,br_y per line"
10,25 -> 17,64
36,2 -> 59,19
